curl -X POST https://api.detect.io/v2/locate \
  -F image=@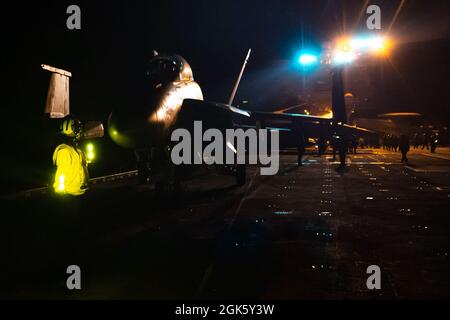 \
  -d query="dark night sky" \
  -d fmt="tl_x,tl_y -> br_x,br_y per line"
2,0 -> 450,192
